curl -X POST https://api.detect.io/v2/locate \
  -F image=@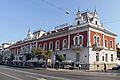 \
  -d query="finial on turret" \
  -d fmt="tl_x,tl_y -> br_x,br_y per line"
94,8 -> 97,14
76,8 -> 80,15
